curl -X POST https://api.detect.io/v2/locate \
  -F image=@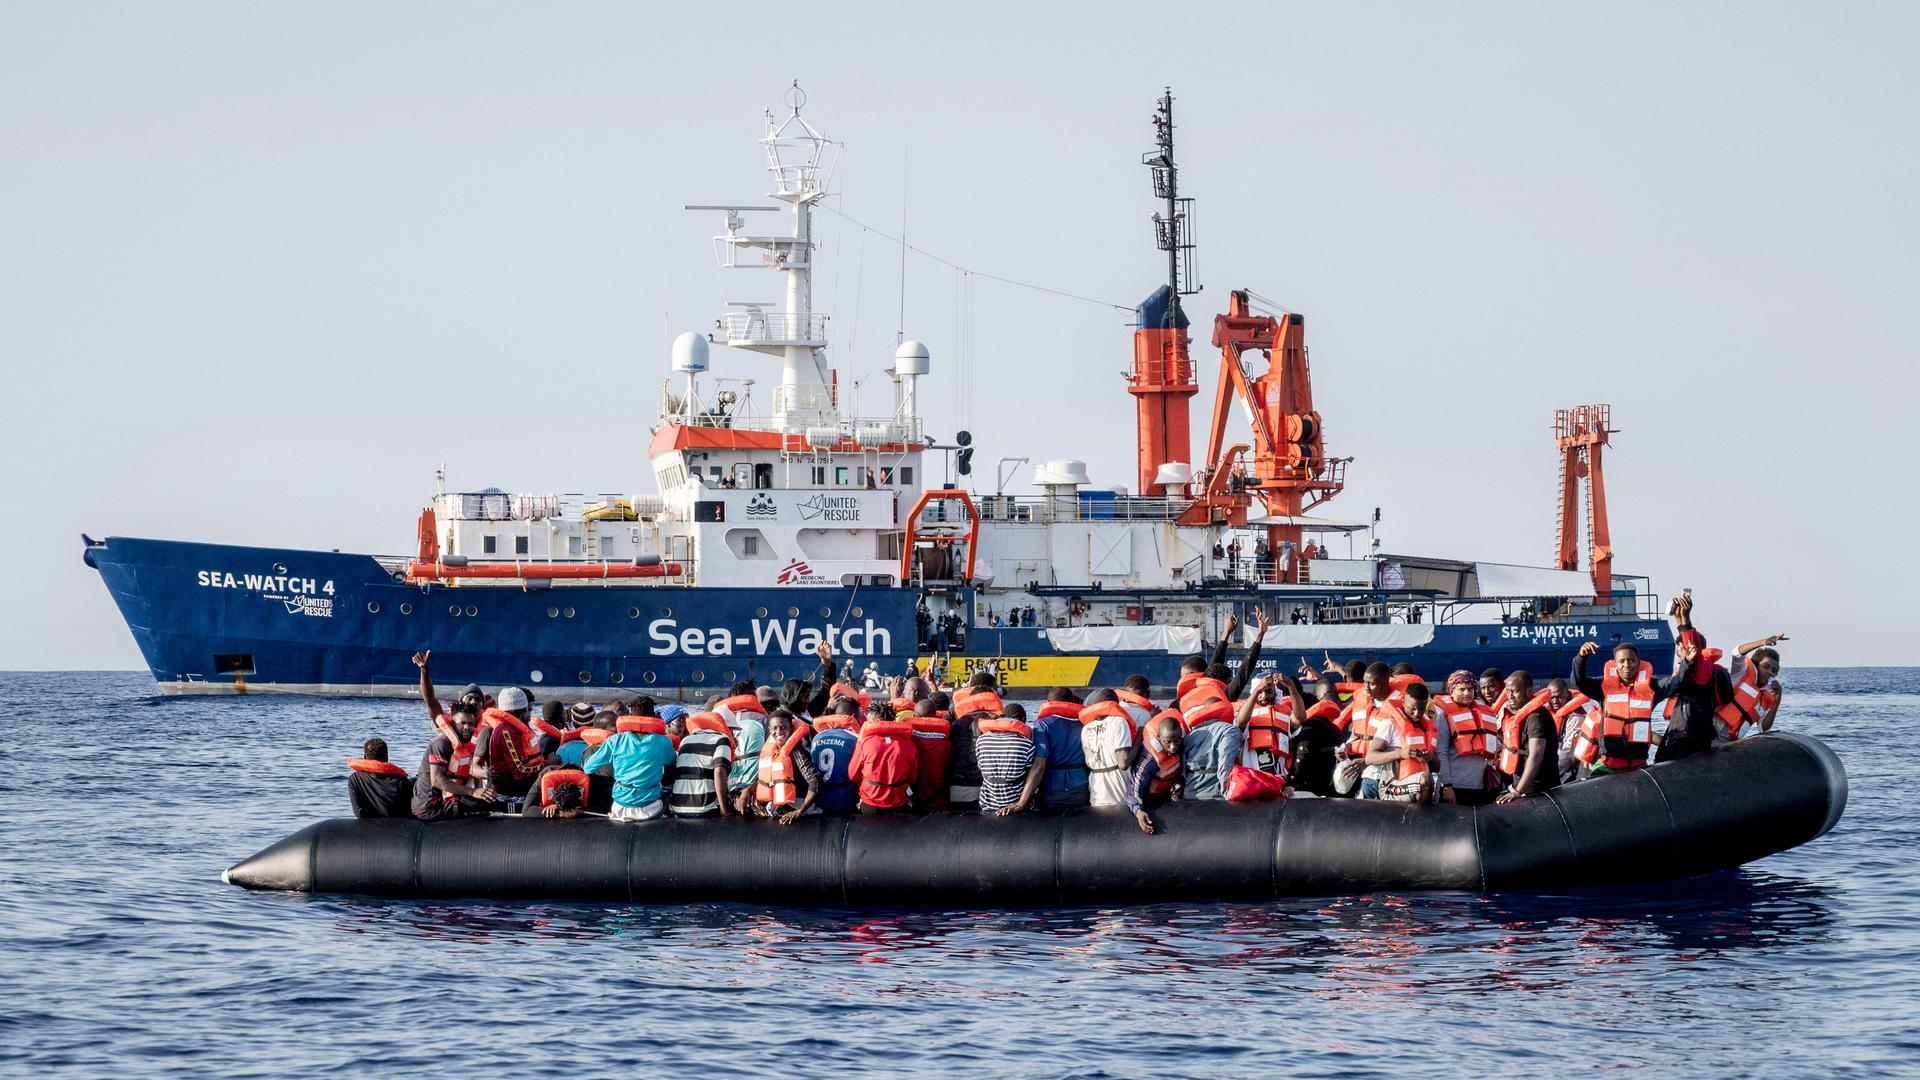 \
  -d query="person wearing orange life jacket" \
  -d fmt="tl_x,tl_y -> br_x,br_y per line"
1432,670 -> 1501,806
347,738 -> 412,818
809,697 -> 863,815
847,701 -> 918,814
975,703 -> 1047,815
1717,635 -> 1787,746
410,649 -> 486,755
754,709 -> 823,824
1236,674 -> 1307,790
1494,670 -> 1560,802
907,698 -> 953,813
521,766 -> 593,818
1287,682 -> 1348,797
1116,675 -> 1158,727
1363,681 -> 1439,803
410,706 -> 497,821
952,670 -> 1005,720
1340,663 -> 1409,798
584,709 -> 676,822
1079,689 -> 1140,808
1385,663 -> 1425,710
473,686 -> 546,800
668,711 -> 736,819
1030,688 -> 1091,809
713,682 -> 770,812
1122,713 -> 1186,834
1477,668 -> 1506,712
1545,678 -> 1596,783
1569,640 -> 1673,775
1179,689 -> 1243,800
